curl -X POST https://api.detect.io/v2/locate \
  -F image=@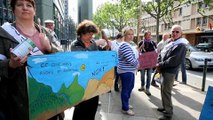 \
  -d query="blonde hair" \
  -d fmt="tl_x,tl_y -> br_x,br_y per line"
122,27 -> 134,36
